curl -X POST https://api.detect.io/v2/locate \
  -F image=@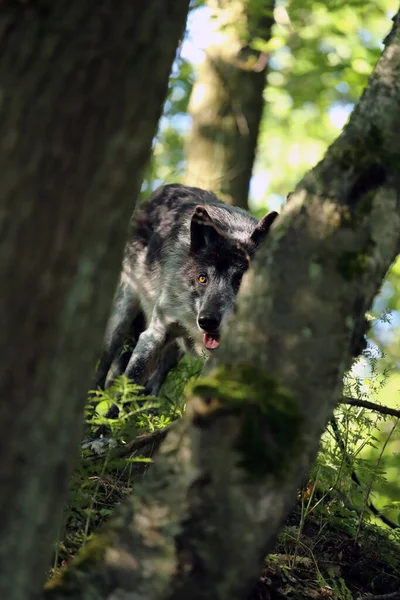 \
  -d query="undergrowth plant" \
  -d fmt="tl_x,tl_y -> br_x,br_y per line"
50,355 -> 203,572
299,312 -> 400,544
